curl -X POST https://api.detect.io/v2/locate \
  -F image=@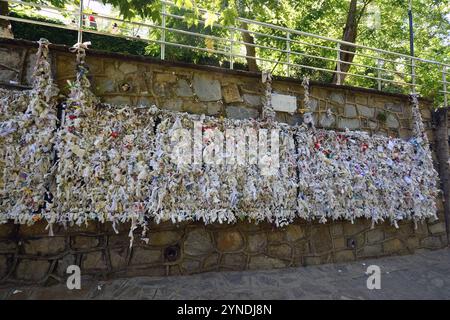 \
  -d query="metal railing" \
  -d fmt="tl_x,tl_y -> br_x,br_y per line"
0,0 -> 448,107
